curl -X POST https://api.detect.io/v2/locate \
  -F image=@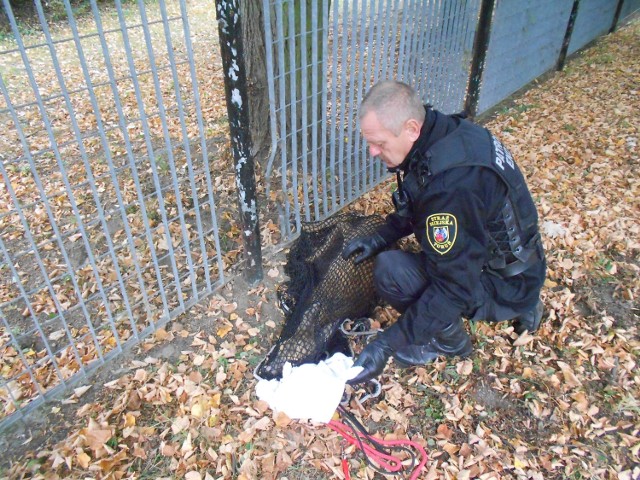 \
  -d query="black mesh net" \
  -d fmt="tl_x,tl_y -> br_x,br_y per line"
255,212 -> 385,380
